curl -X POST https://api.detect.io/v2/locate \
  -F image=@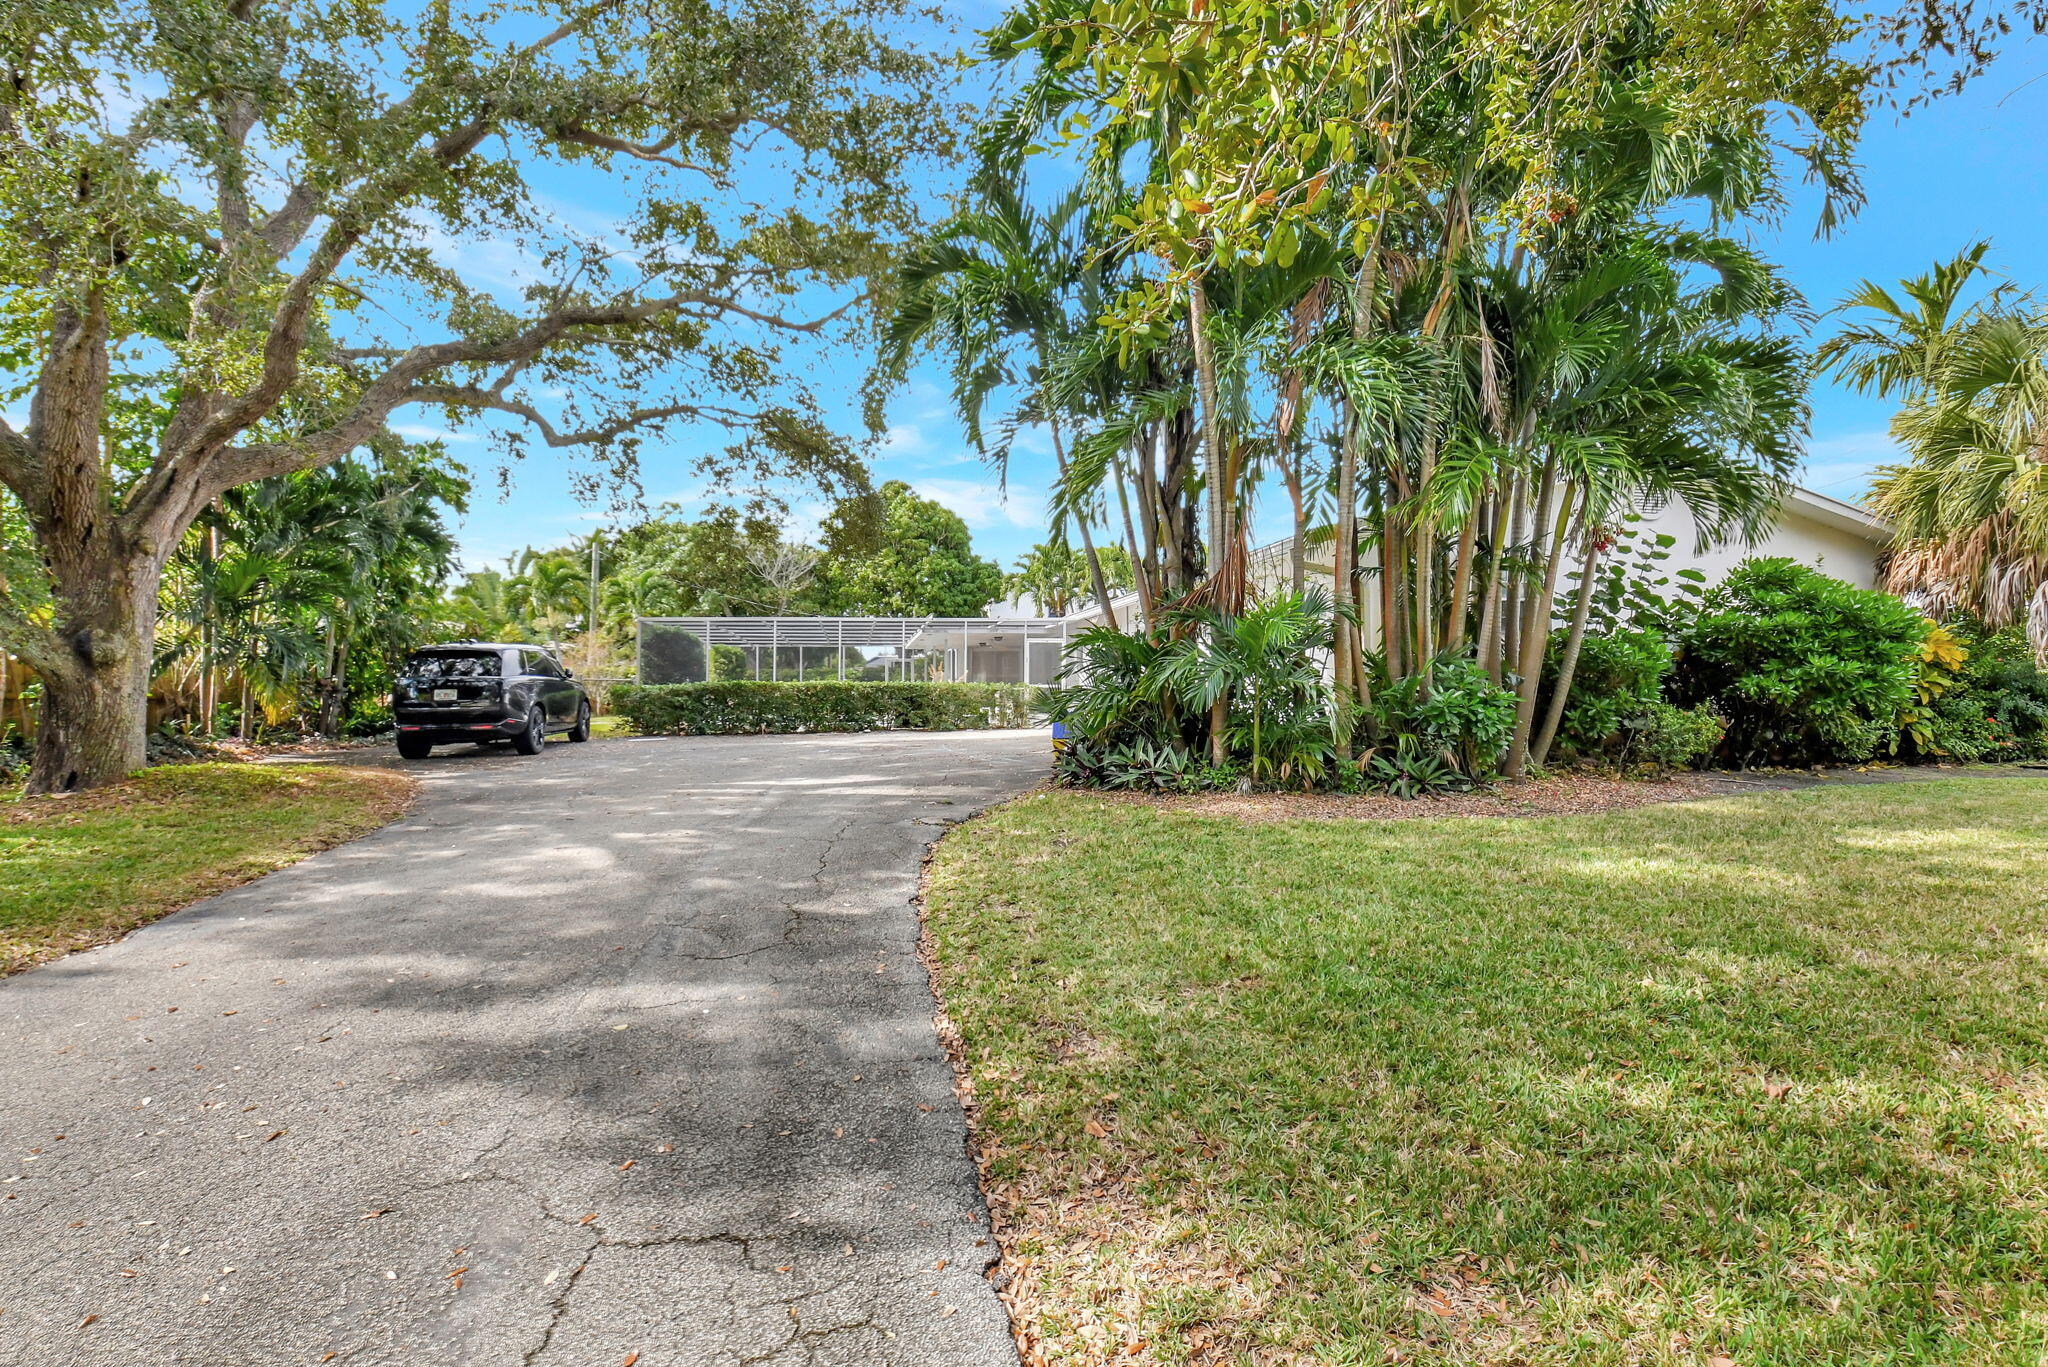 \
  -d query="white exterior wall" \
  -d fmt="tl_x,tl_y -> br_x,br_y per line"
1632,488 -> 1887,591
1057,486 -> 1890,630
